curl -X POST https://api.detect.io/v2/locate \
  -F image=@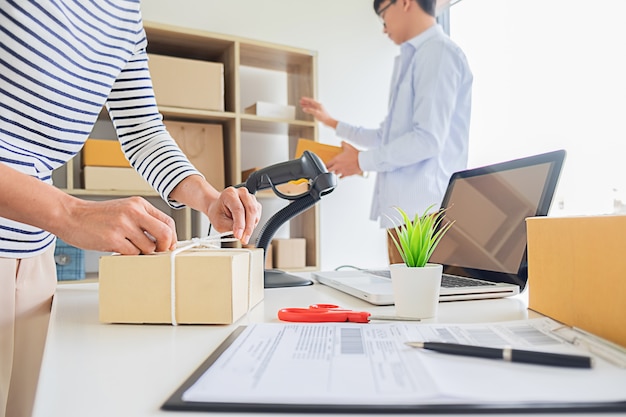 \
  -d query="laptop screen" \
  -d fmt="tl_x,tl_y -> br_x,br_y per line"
430,150 -> 566,290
